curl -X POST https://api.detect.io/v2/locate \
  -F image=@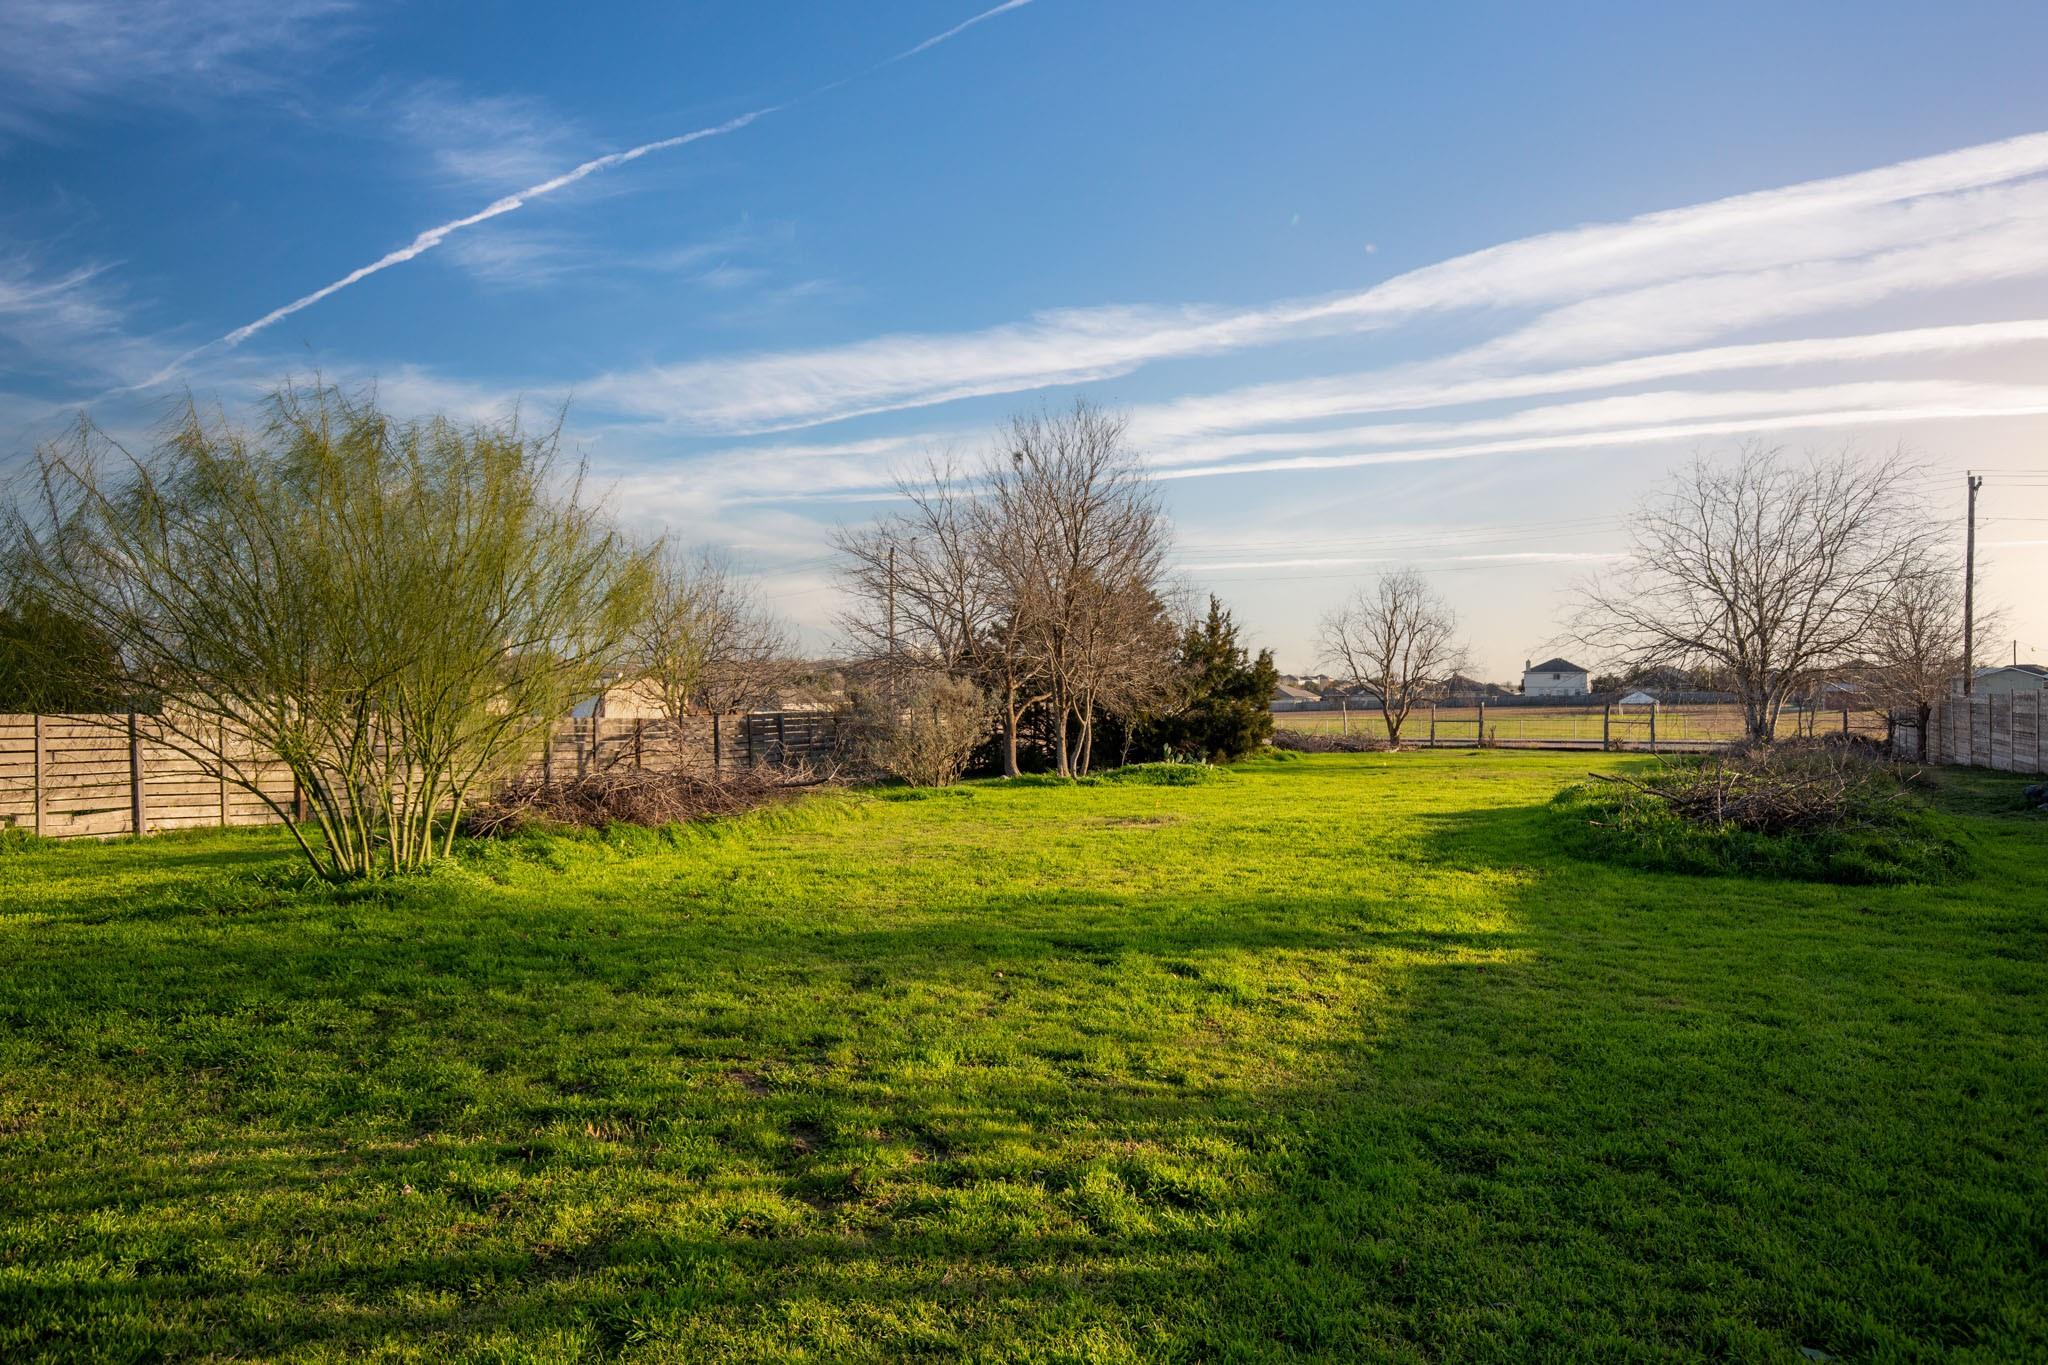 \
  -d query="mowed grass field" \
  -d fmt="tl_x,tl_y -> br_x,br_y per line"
2,752 -> 2044,1362
1274,704 -> 1889,746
